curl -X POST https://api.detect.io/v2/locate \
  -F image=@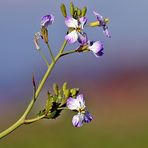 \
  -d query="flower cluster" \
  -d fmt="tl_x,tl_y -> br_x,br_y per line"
33,2 -> 111,128
64,9 -> 110,57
